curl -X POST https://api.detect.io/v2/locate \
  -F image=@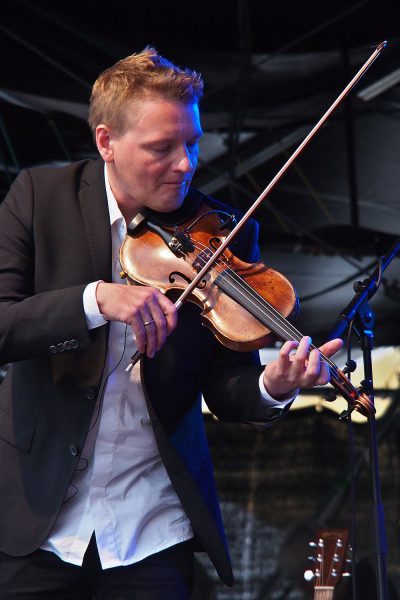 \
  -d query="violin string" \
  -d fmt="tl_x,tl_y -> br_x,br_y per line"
201,252 -> 360,402
189,240 -> 355,397
190,239 -> 322,350
222,266 -> 352,392
190,239 -> 312,344
202,247 -> 368,407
